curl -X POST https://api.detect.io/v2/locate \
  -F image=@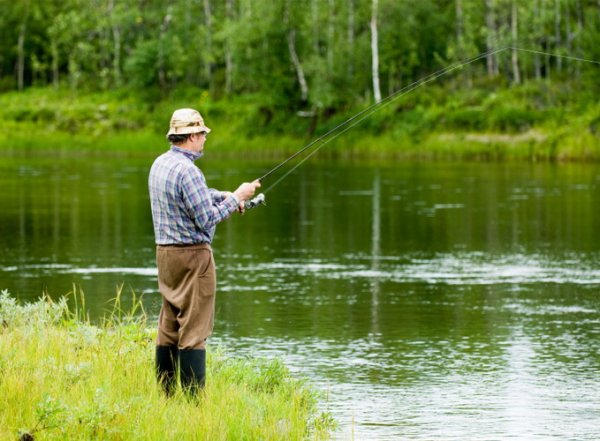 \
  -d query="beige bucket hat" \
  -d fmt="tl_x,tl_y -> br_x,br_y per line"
167,108 -> 212,136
